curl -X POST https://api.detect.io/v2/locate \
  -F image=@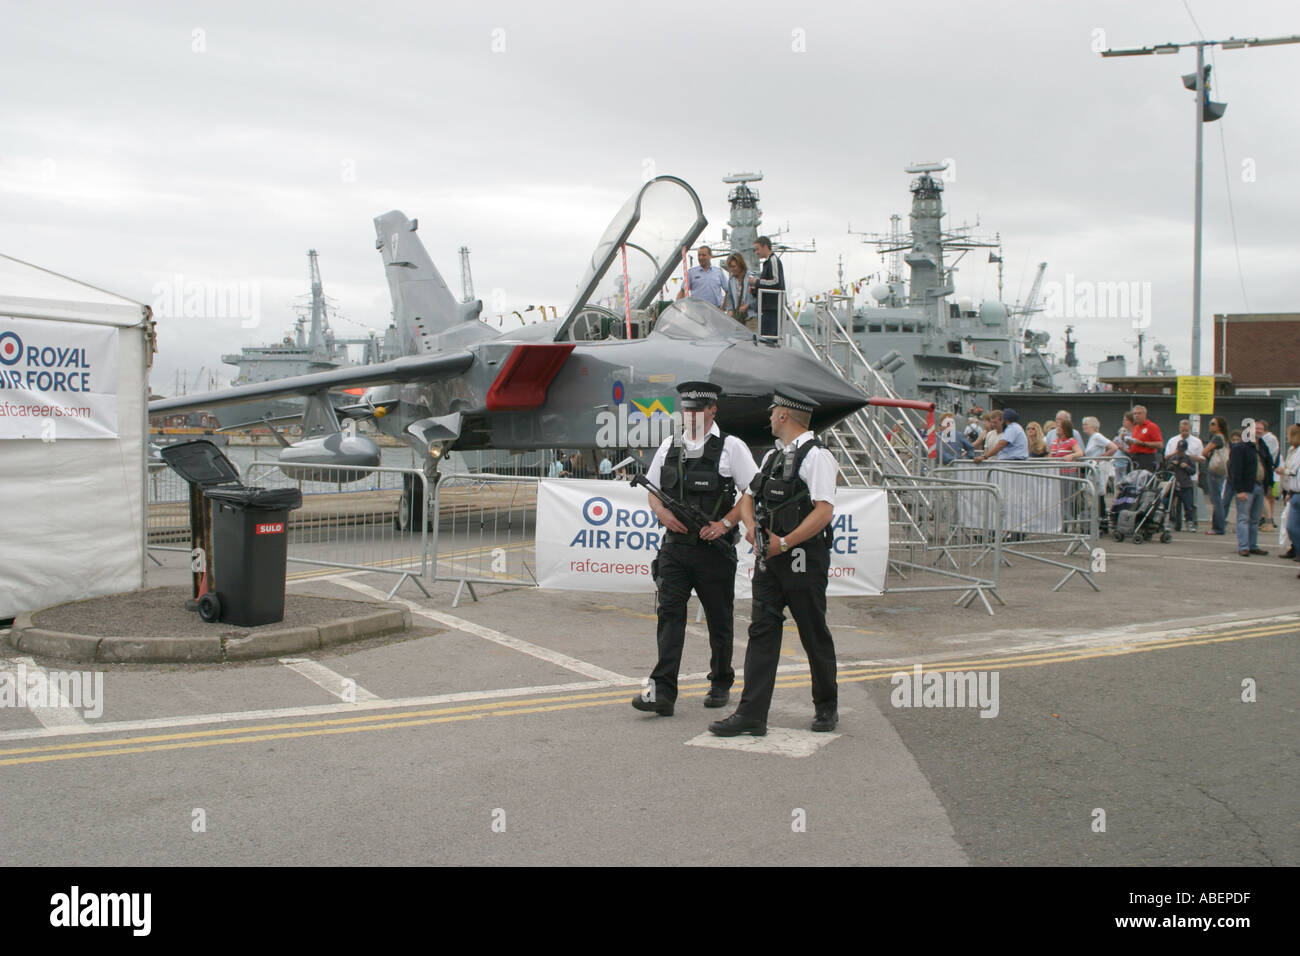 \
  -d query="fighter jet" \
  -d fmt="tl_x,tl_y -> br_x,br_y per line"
150,176 -> 868,518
